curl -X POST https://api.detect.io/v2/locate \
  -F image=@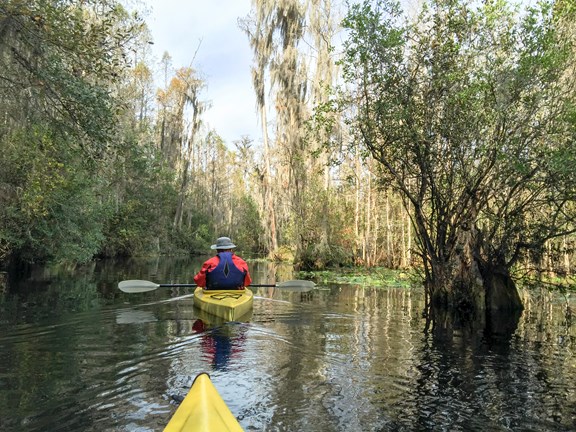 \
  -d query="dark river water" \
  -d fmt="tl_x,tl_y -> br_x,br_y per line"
0,257 -> 575,431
